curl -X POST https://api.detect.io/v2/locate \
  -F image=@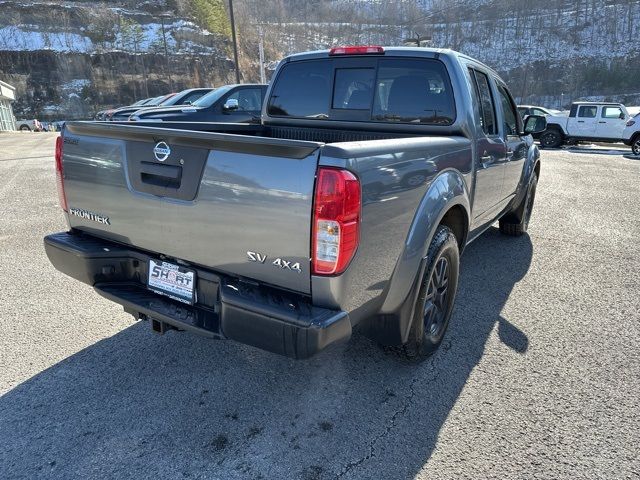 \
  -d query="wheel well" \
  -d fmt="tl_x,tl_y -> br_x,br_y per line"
632,132 -> 640,143
546,124 -> 563,132
439,205 -> 468,250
